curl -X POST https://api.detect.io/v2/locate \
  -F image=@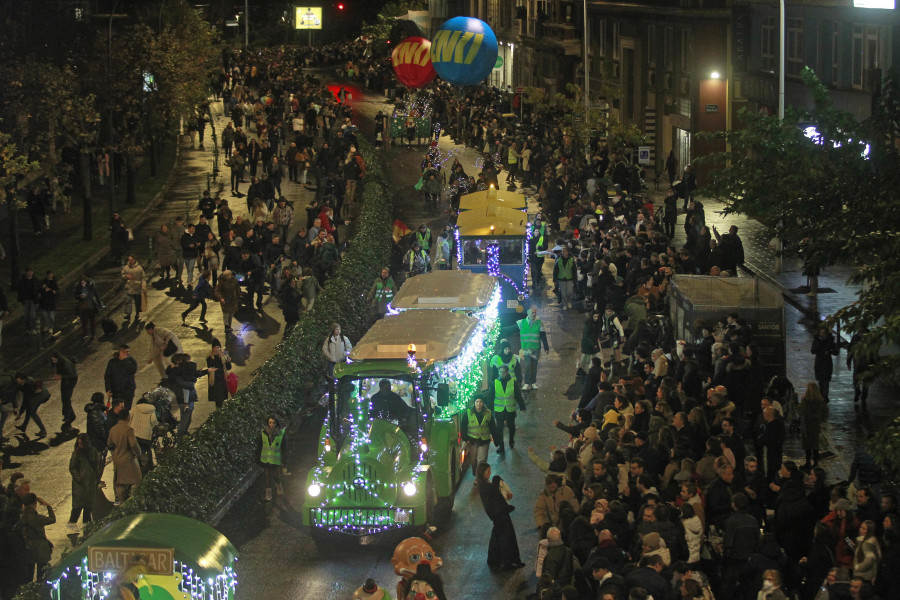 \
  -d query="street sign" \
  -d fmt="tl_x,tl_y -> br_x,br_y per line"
638,146 -> 651,165
88,546 -> 175,576
494,56 -> 504,69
